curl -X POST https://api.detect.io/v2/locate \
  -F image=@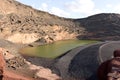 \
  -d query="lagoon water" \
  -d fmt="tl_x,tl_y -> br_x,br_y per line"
20,40 -> 98,58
